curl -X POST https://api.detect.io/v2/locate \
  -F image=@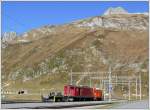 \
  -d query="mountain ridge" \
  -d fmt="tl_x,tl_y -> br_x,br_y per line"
2,8 -> 149,100
2,13 -> 148,46
103,7 -> 128,15
2,6 -> 148,45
